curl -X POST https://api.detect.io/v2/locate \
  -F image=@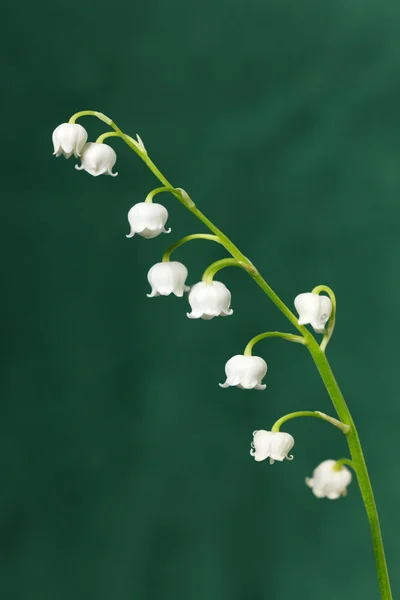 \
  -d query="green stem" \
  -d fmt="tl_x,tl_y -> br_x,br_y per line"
271,411 -> 350,434
95,131 -> 121,144
308,338 -> 392,599
70,110 -> 392,600
202,258 -> 244,283
244,331 -> 305,356
162,234 -> 222,262
334,458 -> 355,471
